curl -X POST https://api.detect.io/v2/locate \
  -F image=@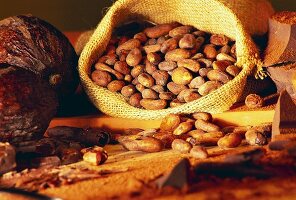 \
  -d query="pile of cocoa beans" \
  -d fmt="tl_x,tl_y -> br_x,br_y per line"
117,112 -> 271,158
91,22 -> 240,110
